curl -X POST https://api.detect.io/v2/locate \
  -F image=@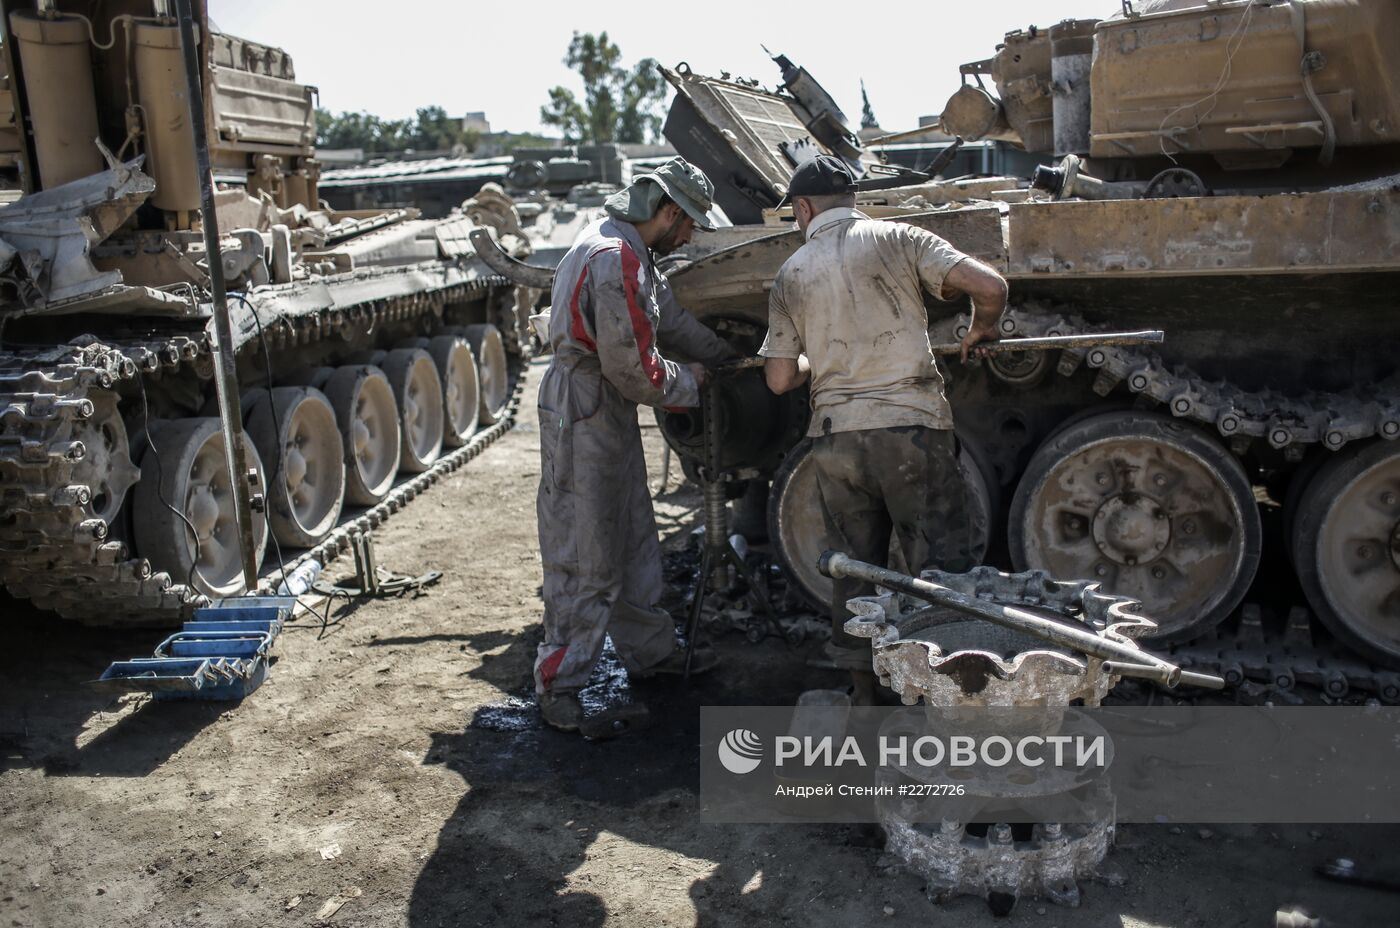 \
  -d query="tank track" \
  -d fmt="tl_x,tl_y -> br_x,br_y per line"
0,276 -> 513,626
1169,603 -> 1400,704
940,303 -> 1400,453
930,303 -> 1400,701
